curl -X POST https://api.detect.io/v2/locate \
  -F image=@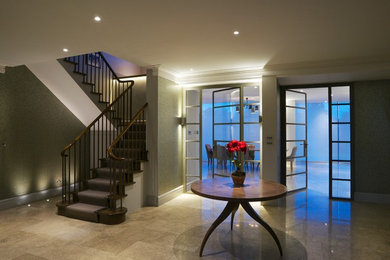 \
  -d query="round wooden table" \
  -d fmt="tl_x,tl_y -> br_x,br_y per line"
191,178 -> 287,257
